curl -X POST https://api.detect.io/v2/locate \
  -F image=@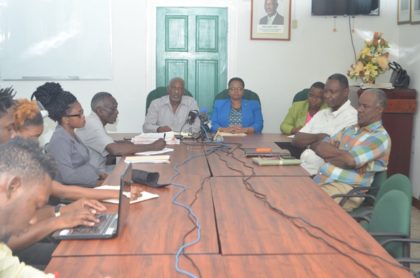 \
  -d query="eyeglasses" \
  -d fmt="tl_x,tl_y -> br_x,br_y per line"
64,111 -> 84,118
